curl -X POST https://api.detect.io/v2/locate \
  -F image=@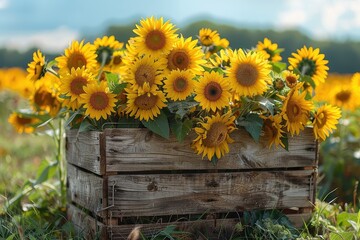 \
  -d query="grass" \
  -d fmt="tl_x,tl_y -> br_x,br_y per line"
1,91 -> 360,239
